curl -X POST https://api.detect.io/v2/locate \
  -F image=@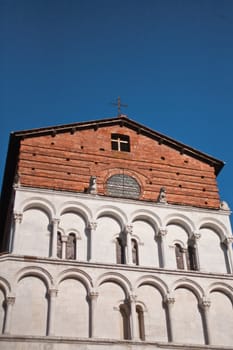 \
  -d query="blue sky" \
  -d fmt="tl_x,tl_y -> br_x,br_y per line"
1,0 -> 233,217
